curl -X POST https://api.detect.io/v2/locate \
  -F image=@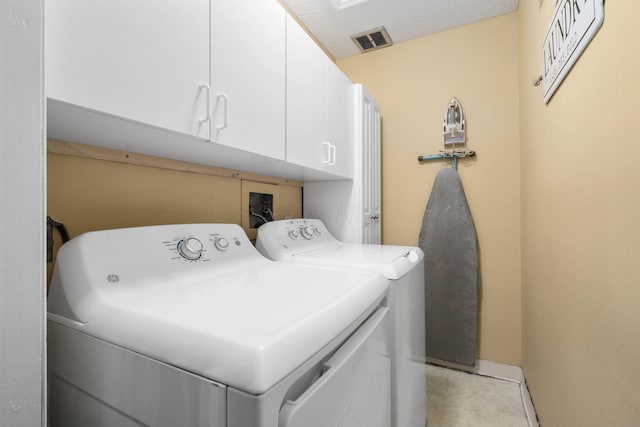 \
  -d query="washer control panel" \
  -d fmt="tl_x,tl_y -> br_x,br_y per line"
255,219 -> 338,260
290,223 -> 322,241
